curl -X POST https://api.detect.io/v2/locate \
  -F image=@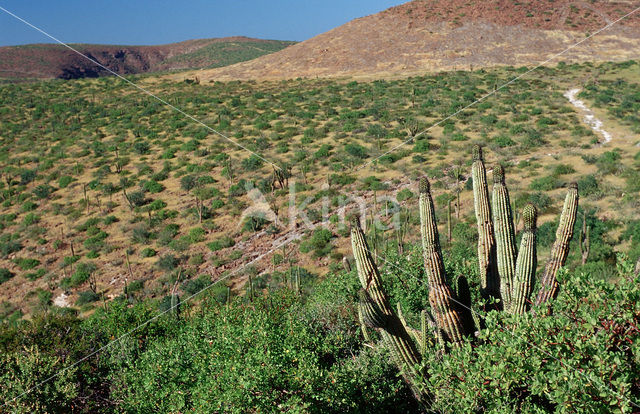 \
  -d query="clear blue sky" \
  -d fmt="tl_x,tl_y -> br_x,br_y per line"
0,0 -> 404,46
